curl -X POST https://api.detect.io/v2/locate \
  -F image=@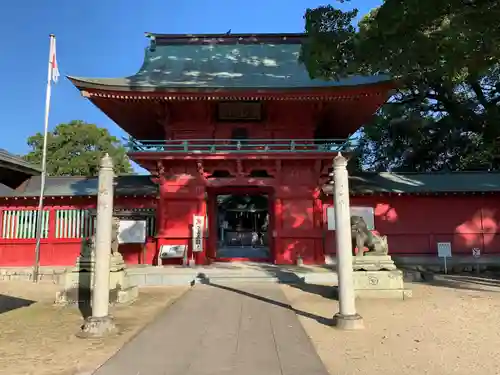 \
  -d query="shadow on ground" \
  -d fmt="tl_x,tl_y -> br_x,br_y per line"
197,273 -> 336,327
78,271 -> 92,319
60,265 -> 124,320
289,282 -> 339,300
252,263 -> 339,300
0,294 -> 35,314
422,273 -> 500,293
